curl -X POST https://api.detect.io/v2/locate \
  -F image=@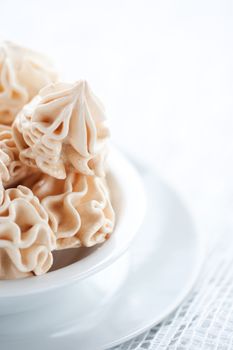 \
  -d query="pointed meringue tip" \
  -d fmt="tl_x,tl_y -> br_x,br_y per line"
75,80 -> 89,89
